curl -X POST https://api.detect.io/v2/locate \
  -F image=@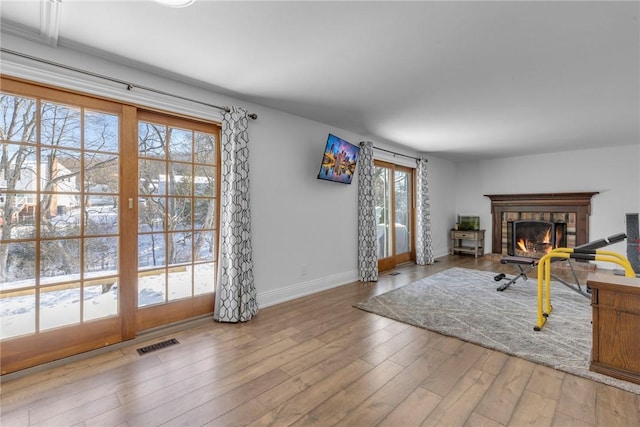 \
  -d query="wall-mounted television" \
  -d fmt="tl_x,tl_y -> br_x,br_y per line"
317,134 -> 360,184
